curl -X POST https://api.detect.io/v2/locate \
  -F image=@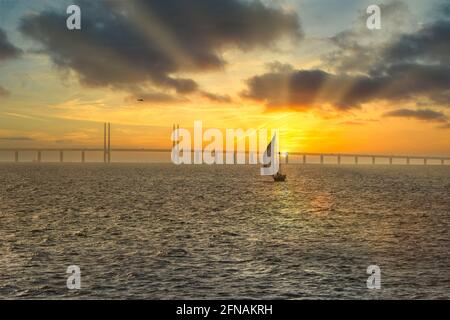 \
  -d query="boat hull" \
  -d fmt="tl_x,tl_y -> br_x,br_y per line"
273,173 -> 286,182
